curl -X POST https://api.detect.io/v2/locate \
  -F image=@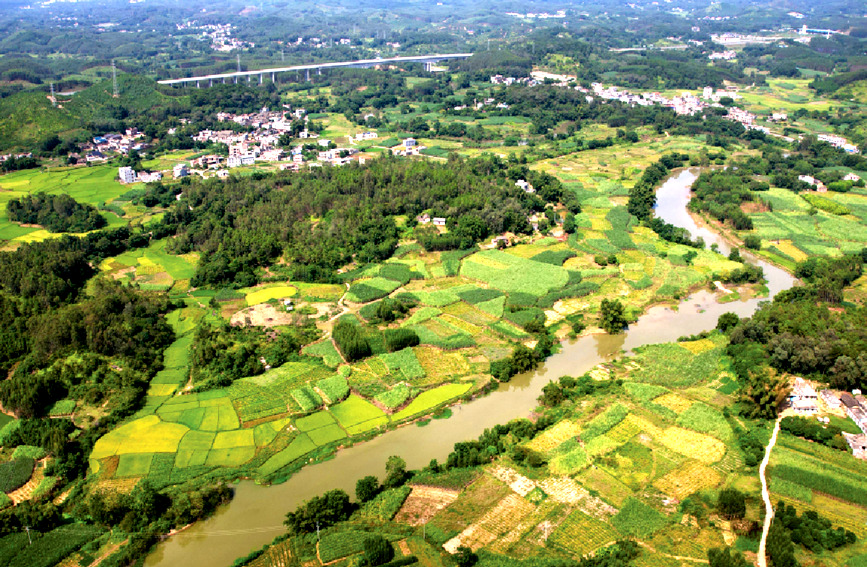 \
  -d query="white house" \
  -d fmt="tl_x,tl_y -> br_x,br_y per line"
227,155 -> 255,168
789,377 -> 818,414
516,179 -> 535,194
843,173 -> 861,182
403,138 -> 417,148
432,217 -> 446,227
118,166 -> 137,184
173,164 -> 189,179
